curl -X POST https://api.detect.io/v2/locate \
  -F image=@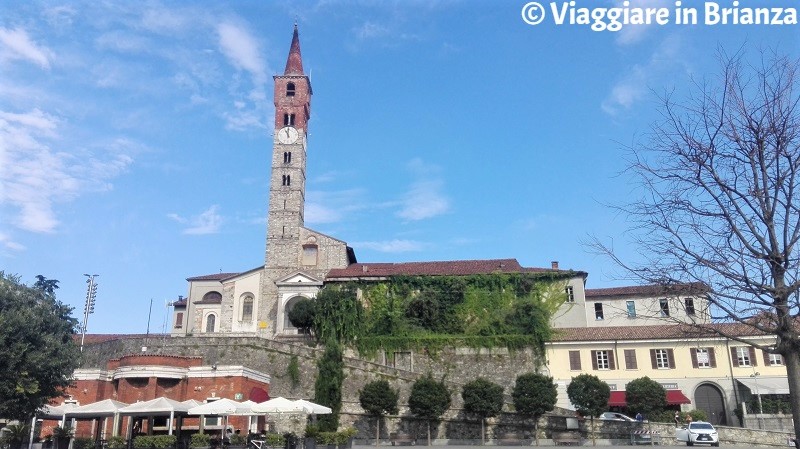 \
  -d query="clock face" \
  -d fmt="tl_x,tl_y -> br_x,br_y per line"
277,126 -> 299,144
